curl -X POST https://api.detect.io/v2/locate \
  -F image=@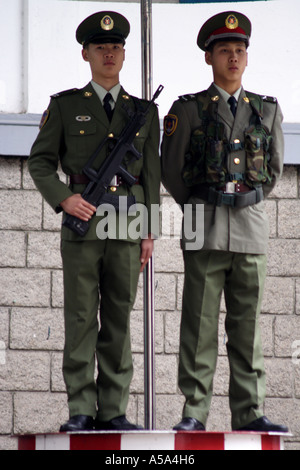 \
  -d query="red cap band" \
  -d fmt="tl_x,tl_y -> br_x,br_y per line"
209,26 -> 247,39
